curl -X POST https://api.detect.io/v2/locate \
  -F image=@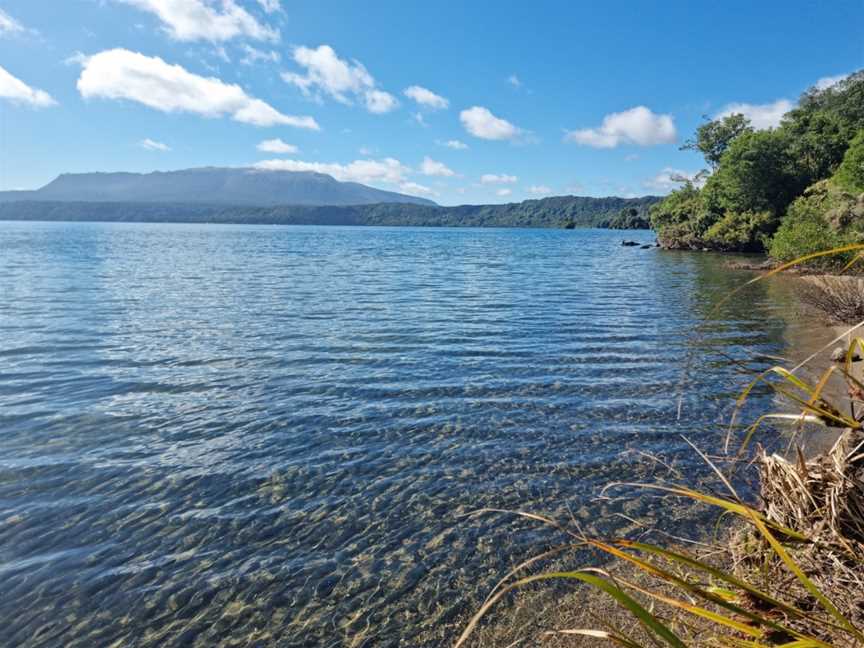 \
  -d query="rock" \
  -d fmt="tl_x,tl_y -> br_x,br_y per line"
621,240 -> 640,247
832,347 -> 863,362
640,244 -> 652,249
